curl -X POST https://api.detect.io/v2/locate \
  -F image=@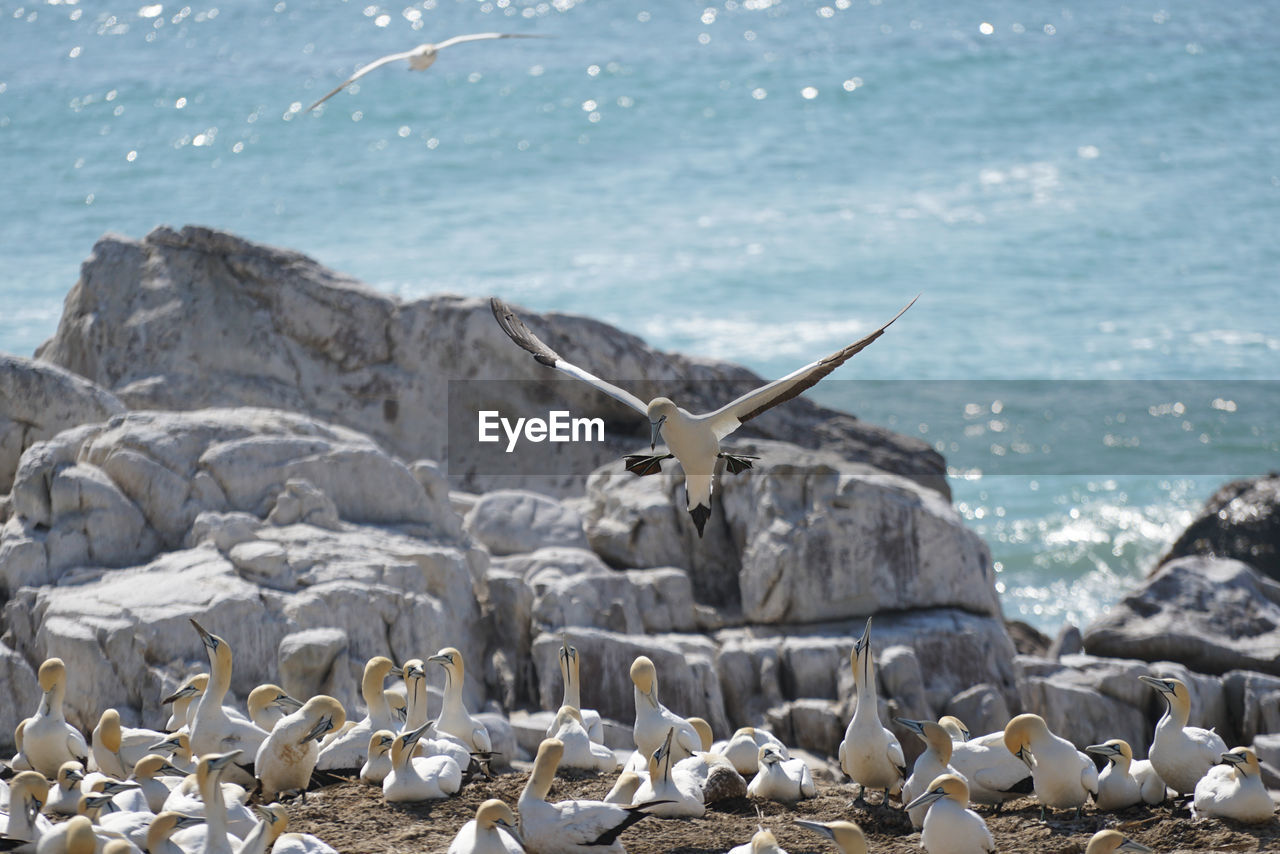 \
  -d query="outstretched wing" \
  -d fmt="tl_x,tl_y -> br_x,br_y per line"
705,296 -> 918,439
435,32 -> 551,50
308,48 -> 420,111
490,297 -> 649,415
